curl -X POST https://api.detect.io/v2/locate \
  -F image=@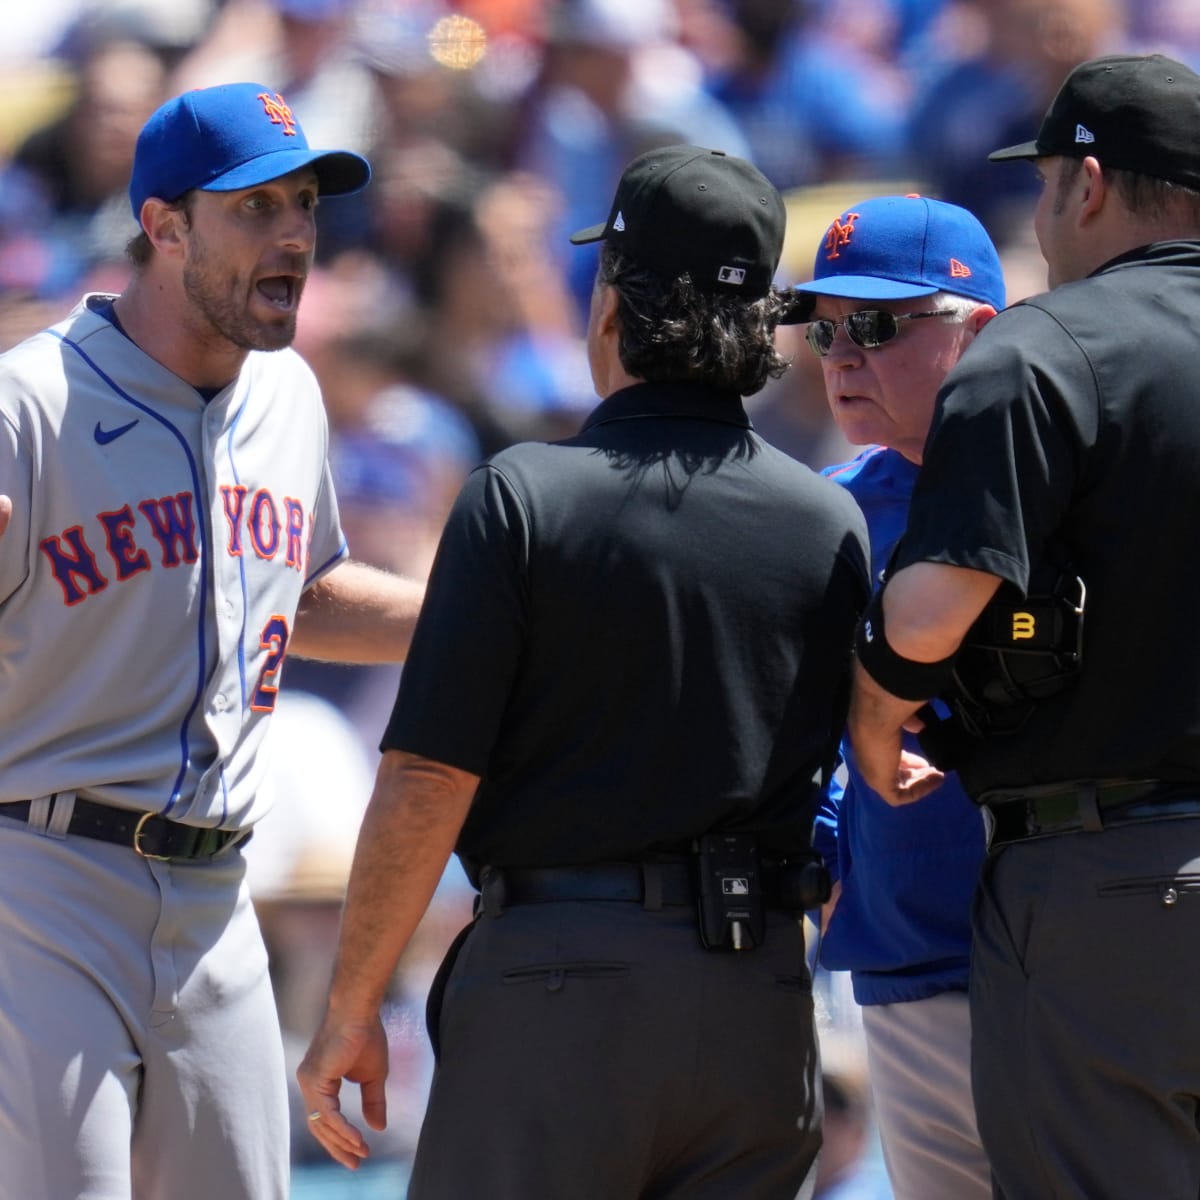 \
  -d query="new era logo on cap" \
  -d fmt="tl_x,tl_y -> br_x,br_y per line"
613,211 -> 626,232
1075,124 -> 1095,144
